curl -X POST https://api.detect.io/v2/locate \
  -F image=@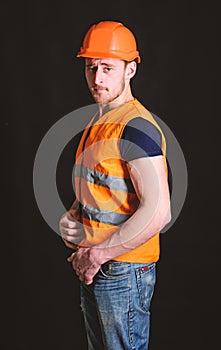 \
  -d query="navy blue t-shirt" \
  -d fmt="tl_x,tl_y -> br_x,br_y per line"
120,117 -> 163,162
